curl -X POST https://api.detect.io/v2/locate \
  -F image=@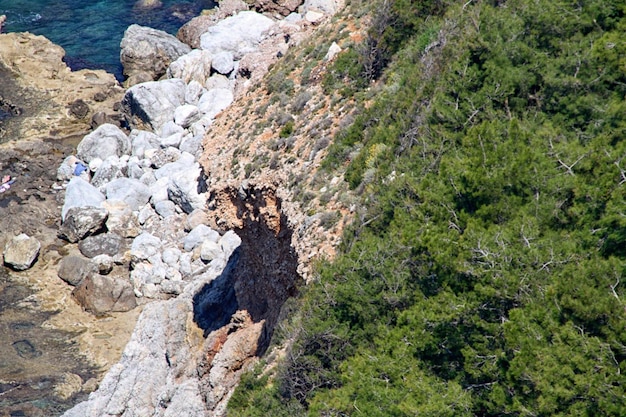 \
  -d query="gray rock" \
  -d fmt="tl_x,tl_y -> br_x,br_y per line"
155,200 -> 177,218
3,234 -> 41,271
72,273 -> 137,315
91,156 -> 126,188
59,206 -> 109,243
58,255 -> 97,286
174,104 -> 201,128
148,147 -> 184,169
185,209 -> 210,231
92,254 -> 115,275
302,0 -> 344,15
211,51 -> 235,75
183,224 -> 220,252
149,177 -> 170,205
62,177 -> 106,221
78,233 -> 124,258
76,124 -> 131,163
130,129 -> 161,158
200,11 -> 275,59
121,24 -> 191,84
122,79 -> 187,132
167,49 -> 213,85
102,200 -> 141,238
127,159 -> 145,180
197,88 -> 234,119
105,178 -> 151,211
